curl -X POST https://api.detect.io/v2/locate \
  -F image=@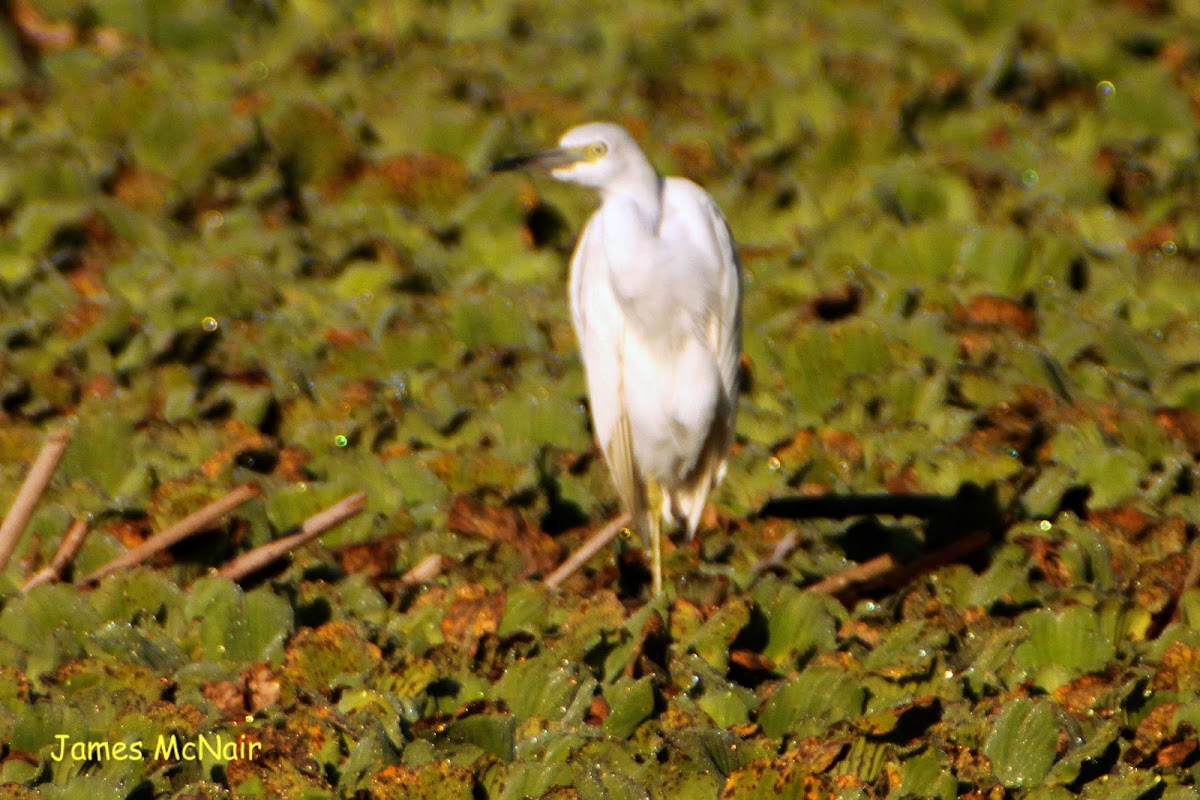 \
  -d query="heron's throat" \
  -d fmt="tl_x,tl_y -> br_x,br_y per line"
603,171 -> 664,232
